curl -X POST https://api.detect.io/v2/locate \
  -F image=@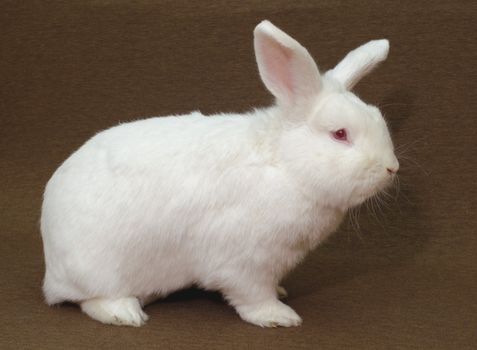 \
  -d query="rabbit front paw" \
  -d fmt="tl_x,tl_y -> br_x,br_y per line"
236,299 -> 302,328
